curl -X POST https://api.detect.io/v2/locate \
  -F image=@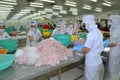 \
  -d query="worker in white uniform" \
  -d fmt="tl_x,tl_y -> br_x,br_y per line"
26,21 -> 42,46
108,15 -> 120,80
80,15 -> 104,80
64,21 -> 76,35
0,23 -> 10,40
51,22 -> 65,37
